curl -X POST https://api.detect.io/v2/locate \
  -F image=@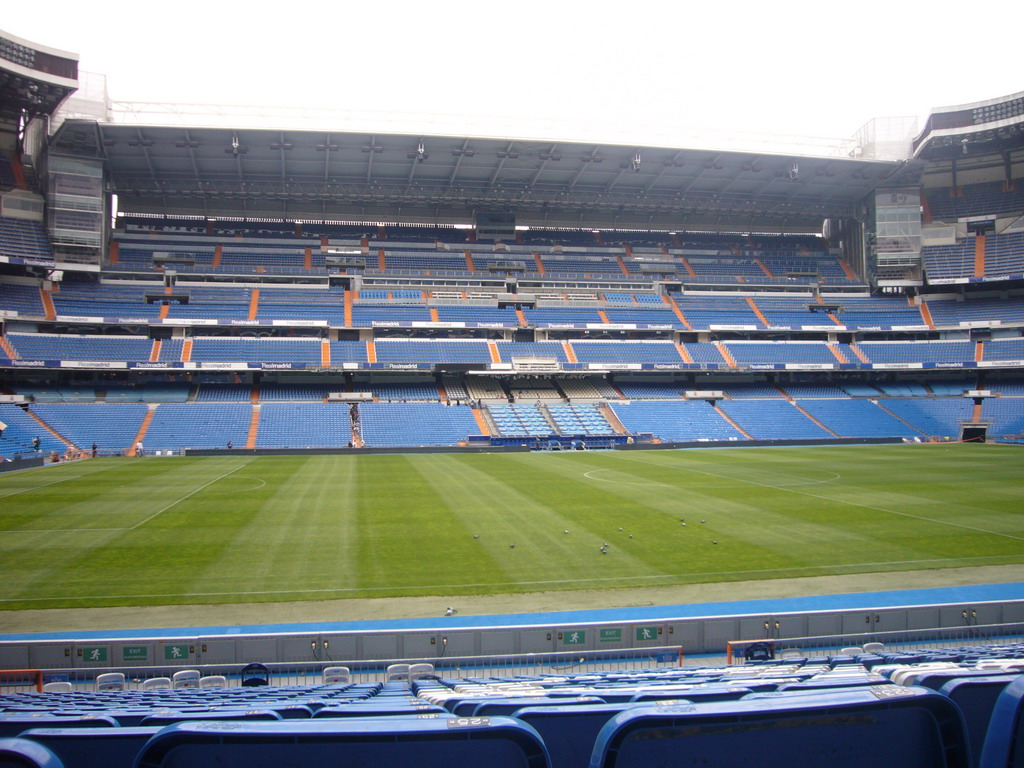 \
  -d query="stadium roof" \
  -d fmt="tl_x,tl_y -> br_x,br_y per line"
51,121 -> 922,233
